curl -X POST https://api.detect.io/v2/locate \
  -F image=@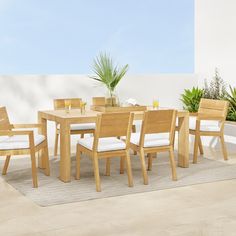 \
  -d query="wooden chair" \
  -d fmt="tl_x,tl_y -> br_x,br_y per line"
92,96 -> 137,132
190,98 -> 229,163
76,112 -> 134,192
92,97 -> 138,156
0,107 -> 50,188
53,98 -> 95,156
128,110 -> 177,185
